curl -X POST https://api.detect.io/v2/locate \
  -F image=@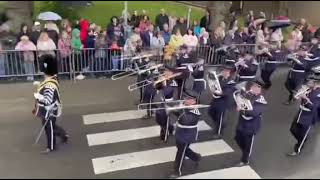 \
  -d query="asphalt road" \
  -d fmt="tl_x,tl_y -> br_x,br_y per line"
0,66 -> 319,179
